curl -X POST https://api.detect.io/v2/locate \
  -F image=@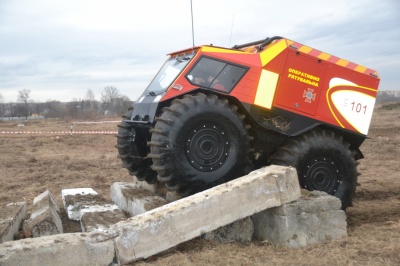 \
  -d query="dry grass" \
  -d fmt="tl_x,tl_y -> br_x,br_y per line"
1,110 -> 400,265
0,119 -> 130,209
